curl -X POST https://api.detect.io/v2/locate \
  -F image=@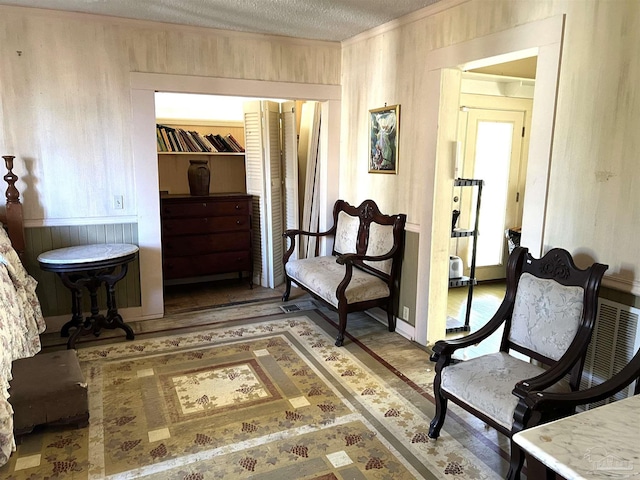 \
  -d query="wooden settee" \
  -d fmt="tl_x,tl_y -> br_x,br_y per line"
282,199 -> 406,346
